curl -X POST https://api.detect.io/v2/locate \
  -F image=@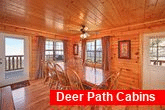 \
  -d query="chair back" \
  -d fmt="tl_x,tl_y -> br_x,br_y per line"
55,64 -> 69,86
85,59 -> 95,68
107,69 -> 121,90
96,60 -> 102,64
66,68 -> 84,90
